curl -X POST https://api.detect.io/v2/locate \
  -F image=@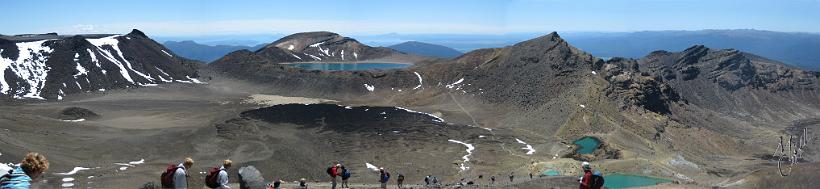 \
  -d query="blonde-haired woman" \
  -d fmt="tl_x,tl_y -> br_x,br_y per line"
0,152 -> 49,189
